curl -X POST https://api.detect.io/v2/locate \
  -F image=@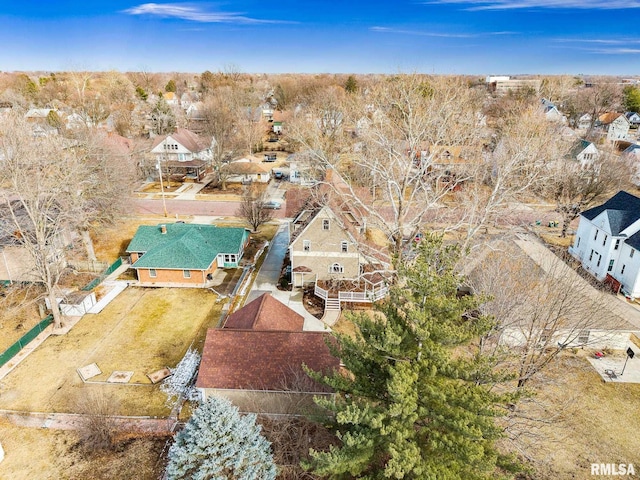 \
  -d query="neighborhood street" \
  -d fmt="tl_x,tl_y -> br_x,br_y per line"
133,198 -> 288,219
